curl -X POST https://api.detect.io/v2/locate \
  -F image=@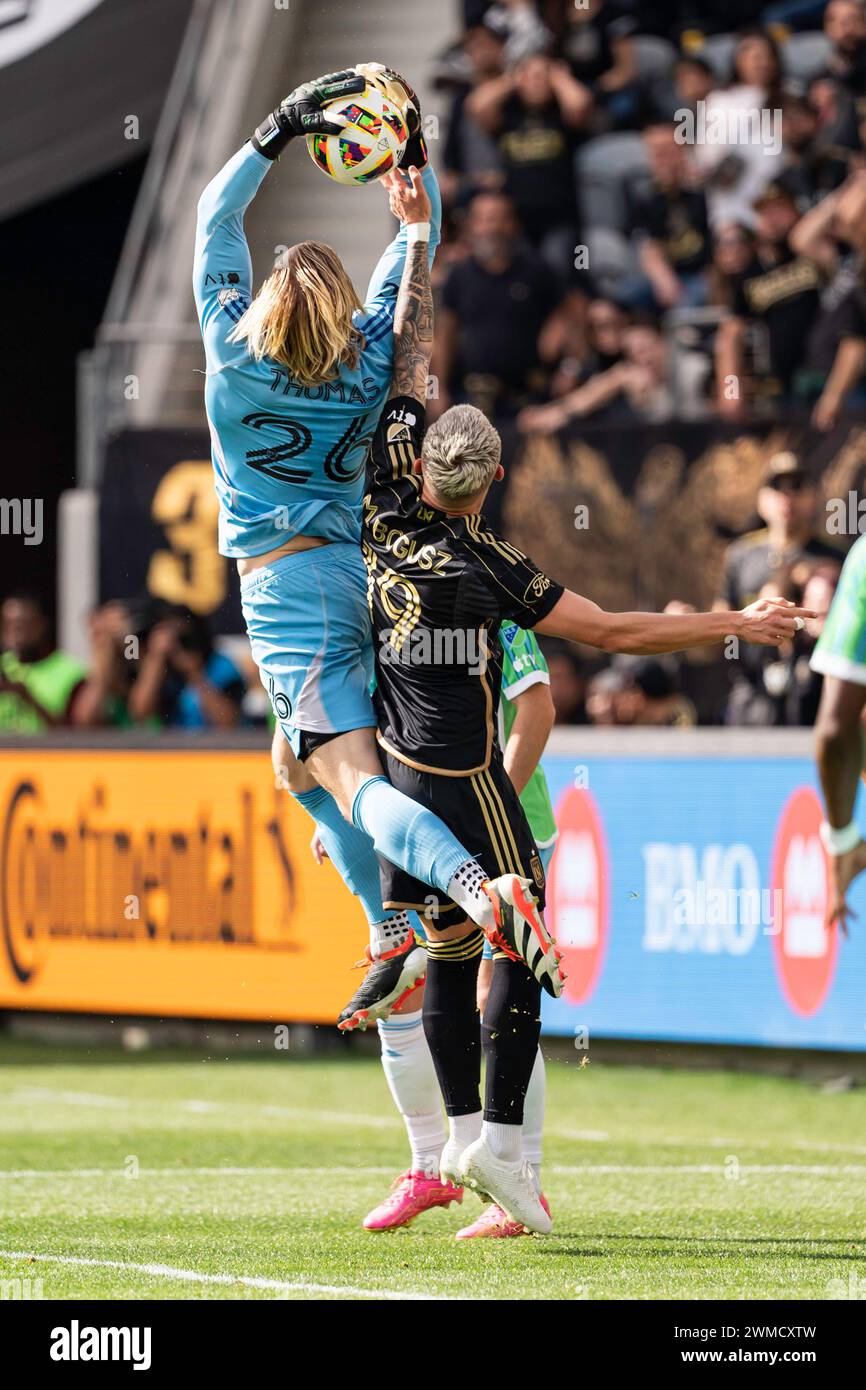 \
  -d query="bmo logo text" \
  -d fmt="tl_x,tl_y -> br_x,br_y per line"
547,787 -> 608,1004
771,786 -> 837,1016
